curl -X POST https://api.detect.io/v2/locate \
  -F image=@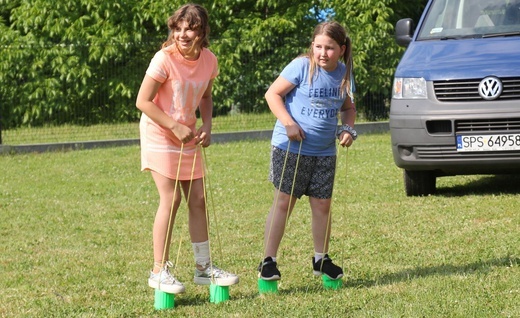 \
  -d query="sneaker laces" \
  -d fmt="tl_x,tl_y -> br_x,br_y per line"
315,254 -> 343,279
258,257 -> 276,271
153,261 -> 178,284
154,260 -> 174,269
205,265 -> 232,278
